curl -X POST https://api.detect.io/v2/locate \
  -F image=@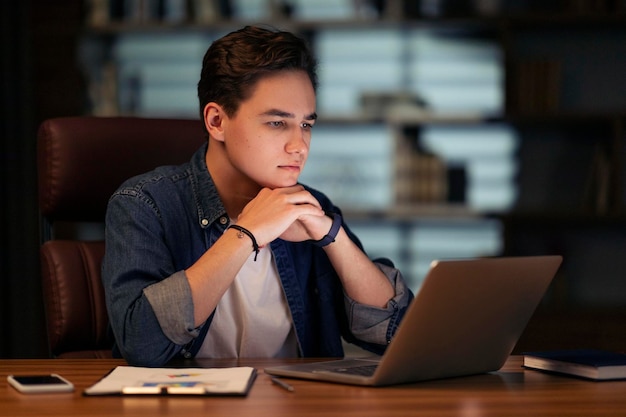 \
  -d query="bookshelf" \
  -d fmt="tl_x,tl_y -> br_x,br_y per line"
77,5 -> 626,217
76,0 -> 626,349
